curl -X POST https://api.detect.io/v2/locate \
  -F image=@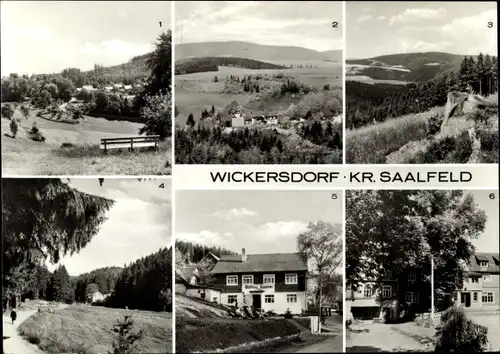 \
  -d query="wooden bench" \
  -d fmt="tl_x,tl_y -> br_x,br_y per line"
100,135 -> 160,152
